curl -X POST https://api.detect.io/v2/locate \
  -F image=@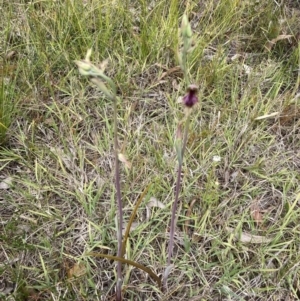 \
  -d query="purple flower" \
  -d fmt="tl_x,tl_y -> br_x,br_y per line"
183,84 -> 198,108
